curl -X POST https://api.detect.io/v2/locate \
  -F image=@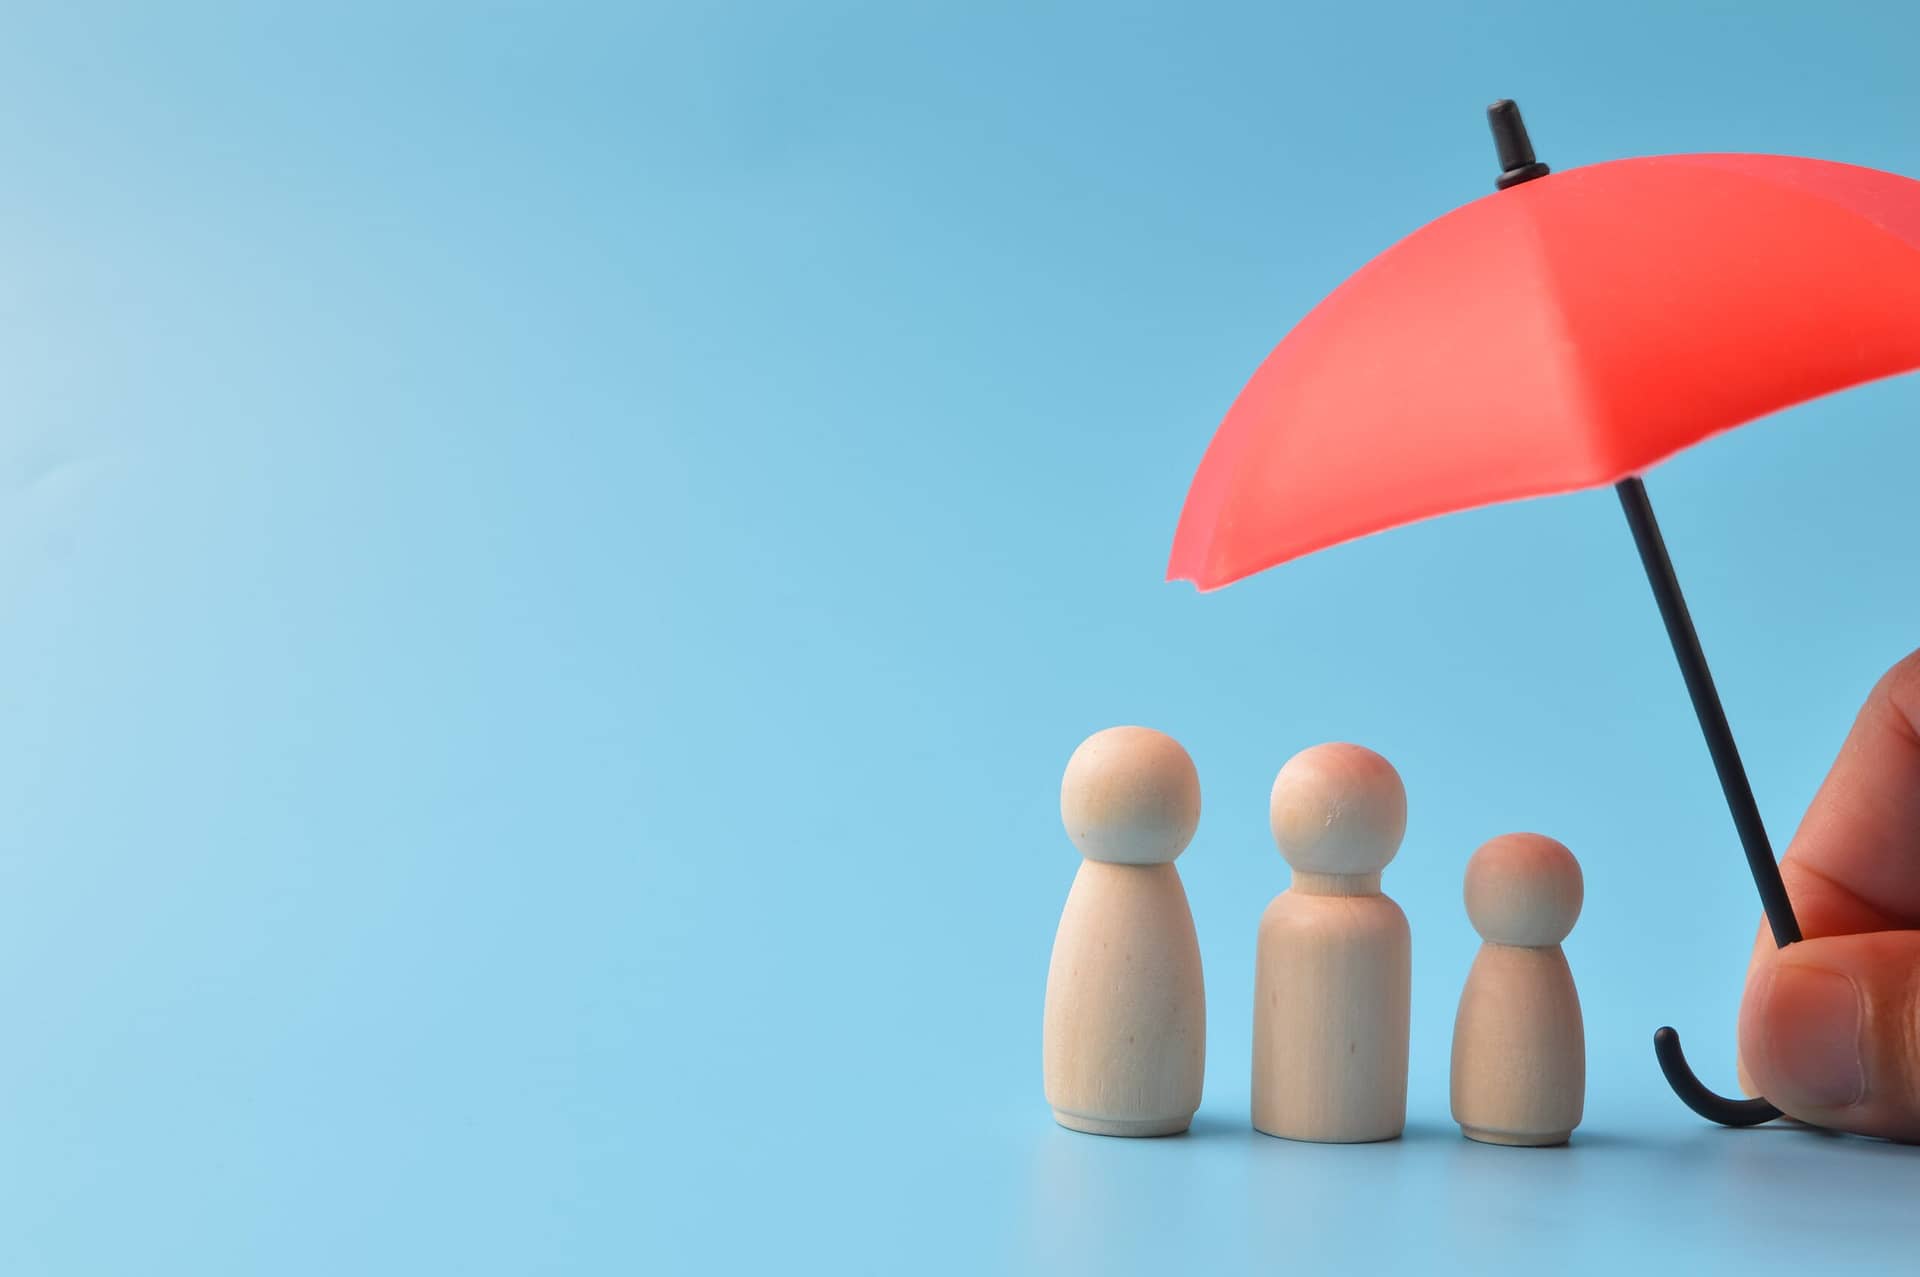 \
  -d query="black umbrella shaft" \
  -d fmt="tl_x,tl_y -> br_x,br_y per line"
1615,476 -> 1802,948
